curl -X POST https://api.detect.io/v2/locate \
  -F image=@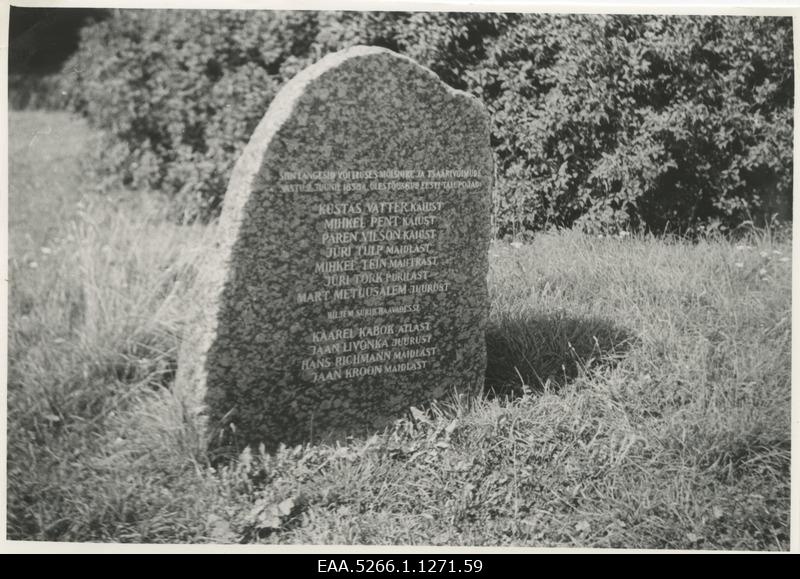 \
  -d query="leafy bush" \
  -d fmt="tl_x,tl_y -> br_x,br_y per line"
63,10 -> 318,219
479,15 -> 793,236
62,11 -> 793,232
